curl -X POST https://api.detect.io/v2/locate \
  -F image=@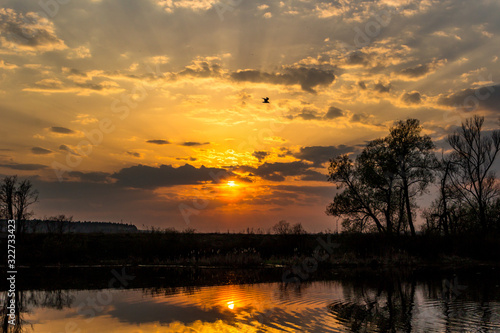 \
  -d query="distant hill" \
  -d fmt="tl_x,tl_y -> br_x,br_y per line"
0,219 -> 138,233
